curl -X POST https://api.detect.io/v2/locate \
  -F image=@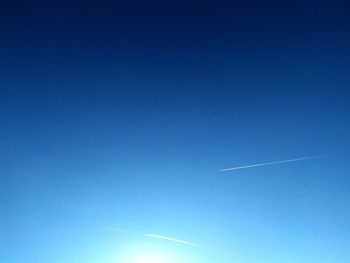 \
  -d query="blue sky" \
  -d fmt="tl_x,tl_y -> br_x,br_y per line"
1,1 -> 350,262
